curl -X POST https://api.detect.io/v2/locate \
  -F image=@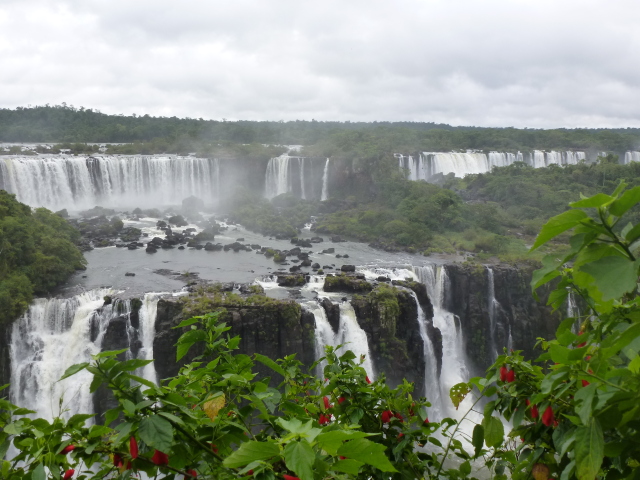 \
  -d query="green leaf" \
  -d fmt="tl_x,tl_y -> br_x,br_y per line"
574,383 -> 597,425
483,416 -> 504,448
460,460 -> 472,476
575,418 -> 604,480
176,329 -> 208,361
138,414 -> 174,453
609,185 -> 640,217
472,424 -> 484,456
449,382 -> 471,409
175,316 -> 202,328
31,463 -> 45,480
531,209 -> 588,251
625,223 -> 640,243
222,441 -> 280,468
59,362 -> 89,380
284,440 -> 315,480
254,353 -> 286,377
332,459 -> 363,475
569,193 -> 612,208
580,256 -> 639,300
316,431 -> 376,456
337,438 -> 396,472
